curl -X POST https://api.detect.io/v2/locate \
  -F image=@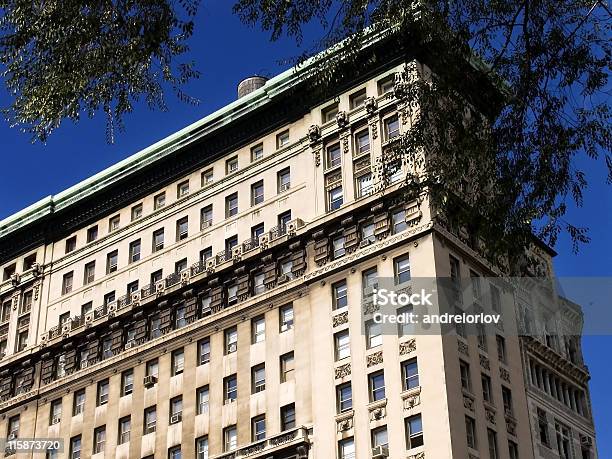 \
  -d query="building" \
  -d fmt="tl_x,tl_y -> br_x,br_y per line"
0,32 -> 597,459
